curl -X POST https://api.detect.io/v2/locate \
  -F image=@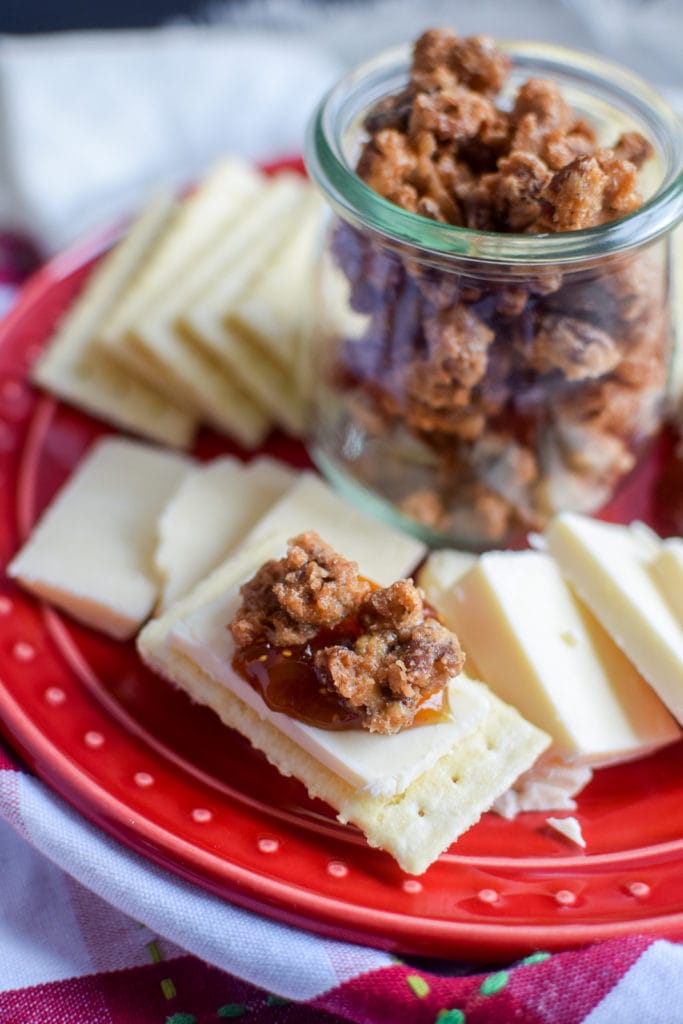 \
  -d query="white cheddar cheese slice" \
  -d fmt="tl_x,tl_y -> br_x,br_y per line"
546,512 -> 683,724
241,471 -> 426,586
417,549 -> 479,615
33,191 -> 197,449
155,456 -> 296,611
445,549 -> 680,762
169,576 -> 490,797
8,438 -> 192,639
98,158 -> 263,346
651,538 -> 683,627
